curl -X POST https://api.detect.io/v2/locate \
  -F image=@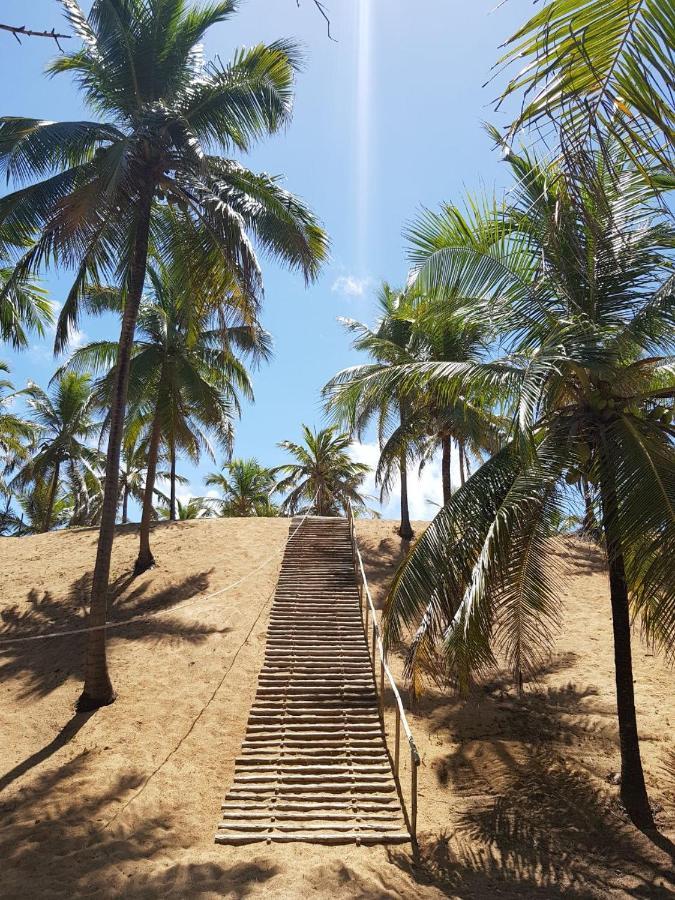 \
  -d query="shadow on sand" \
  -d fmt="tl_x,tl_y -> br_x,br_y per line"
0,568 -> 225,700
